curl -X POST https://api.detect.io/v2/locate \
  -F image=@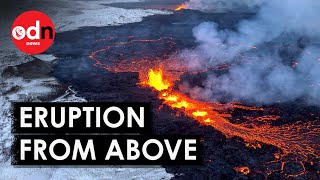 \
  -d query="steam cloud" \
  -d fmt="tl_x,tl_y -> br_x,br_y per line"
185,0 -> 264,12
179,0 -> 320,105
